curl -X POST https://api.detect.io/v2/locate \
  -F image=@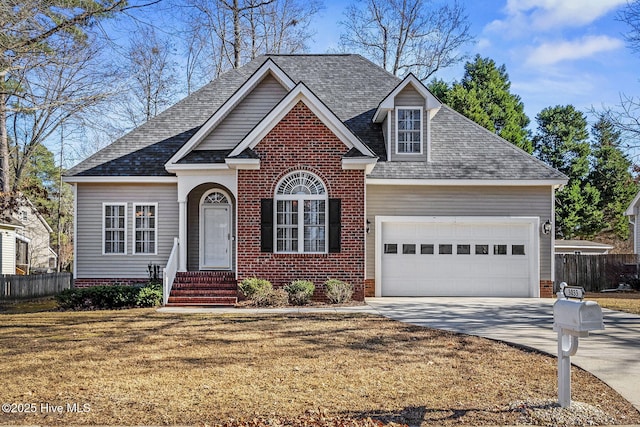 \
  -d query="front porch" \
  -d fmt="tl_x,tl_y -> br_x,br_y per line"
165,270 -> 238,306
164,178 -> 239,307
